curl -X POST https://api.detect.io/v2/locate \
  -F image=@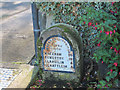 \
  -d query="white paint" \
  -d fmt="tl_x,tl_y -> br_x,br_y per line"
43,36 -> 75,72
